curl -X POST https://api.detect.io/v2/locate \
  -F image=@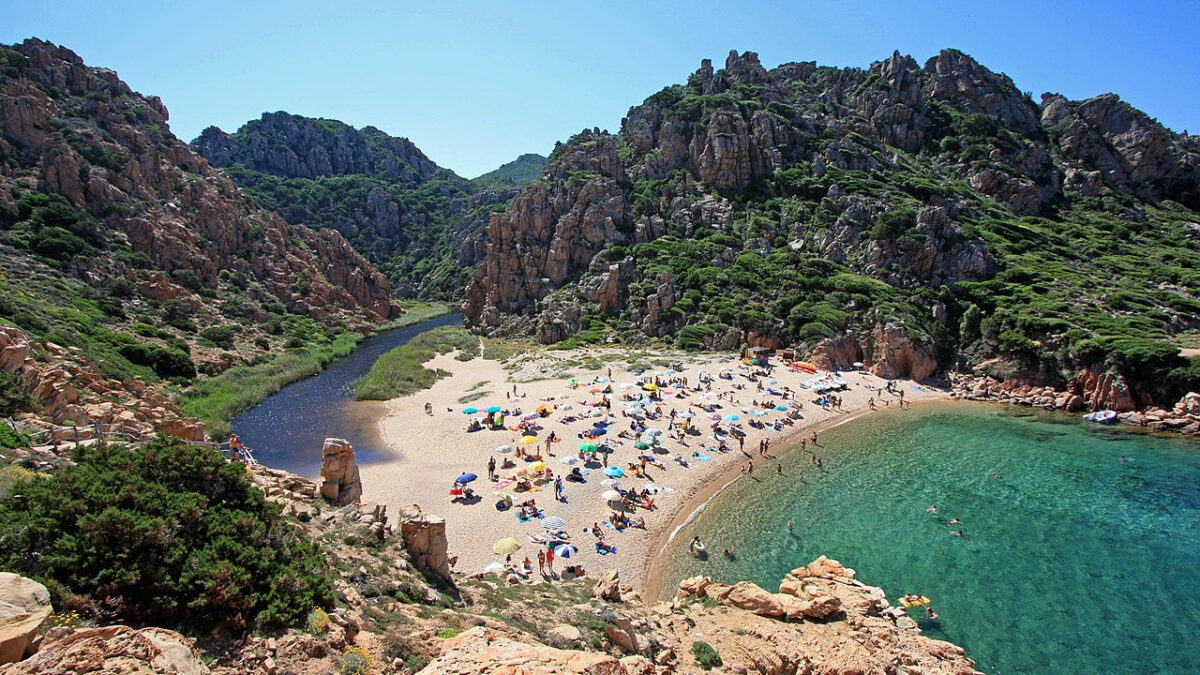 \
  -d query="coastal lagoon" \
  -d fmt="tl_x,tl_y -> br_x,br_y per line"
230,313 -> 461,476
660,403 -> 1200,674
